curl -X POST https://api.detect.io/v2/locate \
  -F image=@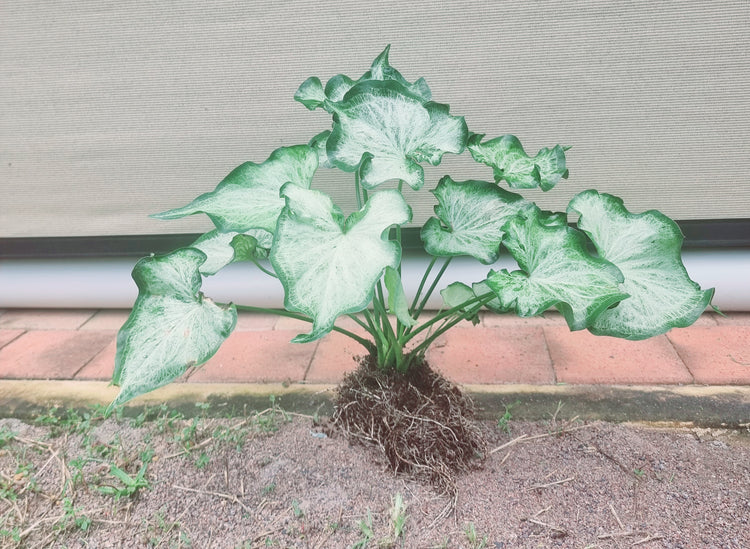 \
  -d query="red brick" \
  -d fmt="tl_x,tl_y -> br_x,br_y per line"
273,315 -> 312,332
79,310 -> 131,331
713,312 -> 750,326
426,327 -> 554,384
187,330 -> 315,383
545,327 -> 691,385
688,313 -> 720,326
0,330 -> 25,350
0,309 -> 96,330
75,340 -> 117,380
0,330 -> 114,379
234,312 -> 278,331
481,311 -> 567,328
305,331 -> 372,383
668,326 -> 750,385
